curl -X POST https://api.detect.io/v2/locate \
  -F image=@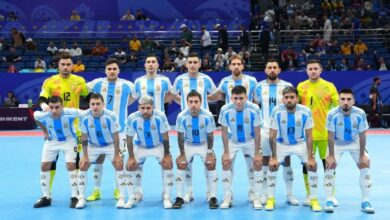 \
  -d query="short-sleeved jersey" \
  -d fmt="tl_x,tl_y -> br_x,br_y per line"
87,77 -> 133,133
369,84 -> 381,106
133,75 -> 172,112
40,74 -> 89,108
254,79 -> 292,127
176,108 -> 216,144
218,74 -> 257,102
218,101 -> 263,143
171,73 -> 217,110
297,78 -> 338,140
34,108 -> 80,141
79,109 -> 120,147
270,104 -> 314,145
126,110 -> 170,148
326,106 -> 368,144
